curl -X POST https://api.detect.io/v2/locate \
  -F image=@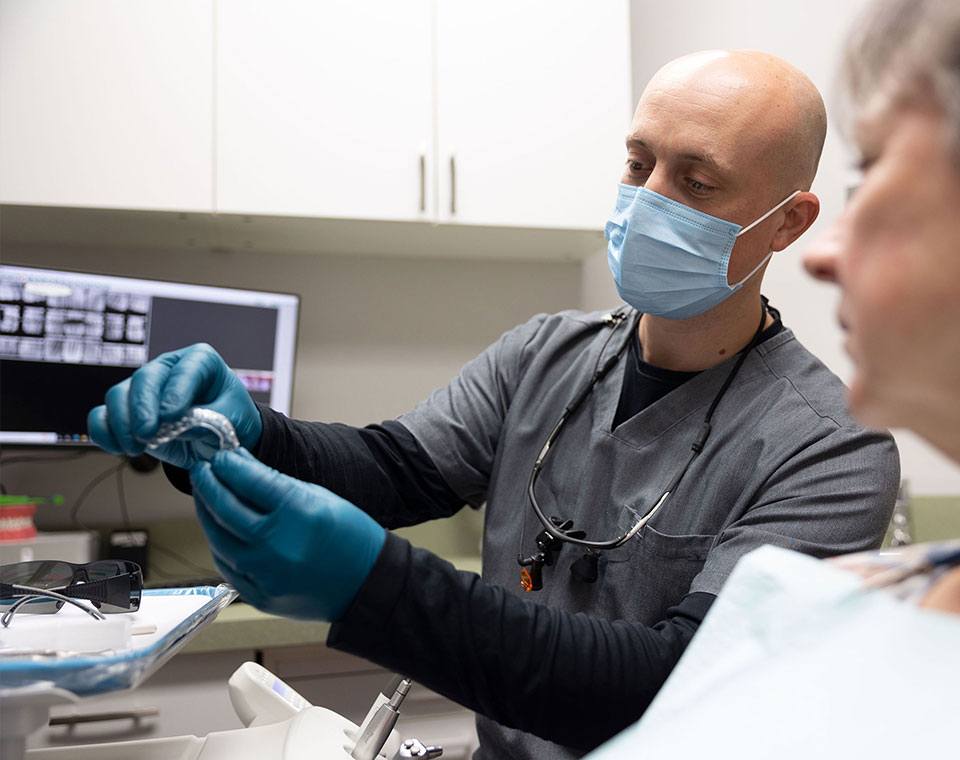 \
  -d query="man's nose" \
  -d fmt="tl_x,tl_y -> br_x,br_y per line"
643,167 -> 679,203
802,221 -> 844,284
